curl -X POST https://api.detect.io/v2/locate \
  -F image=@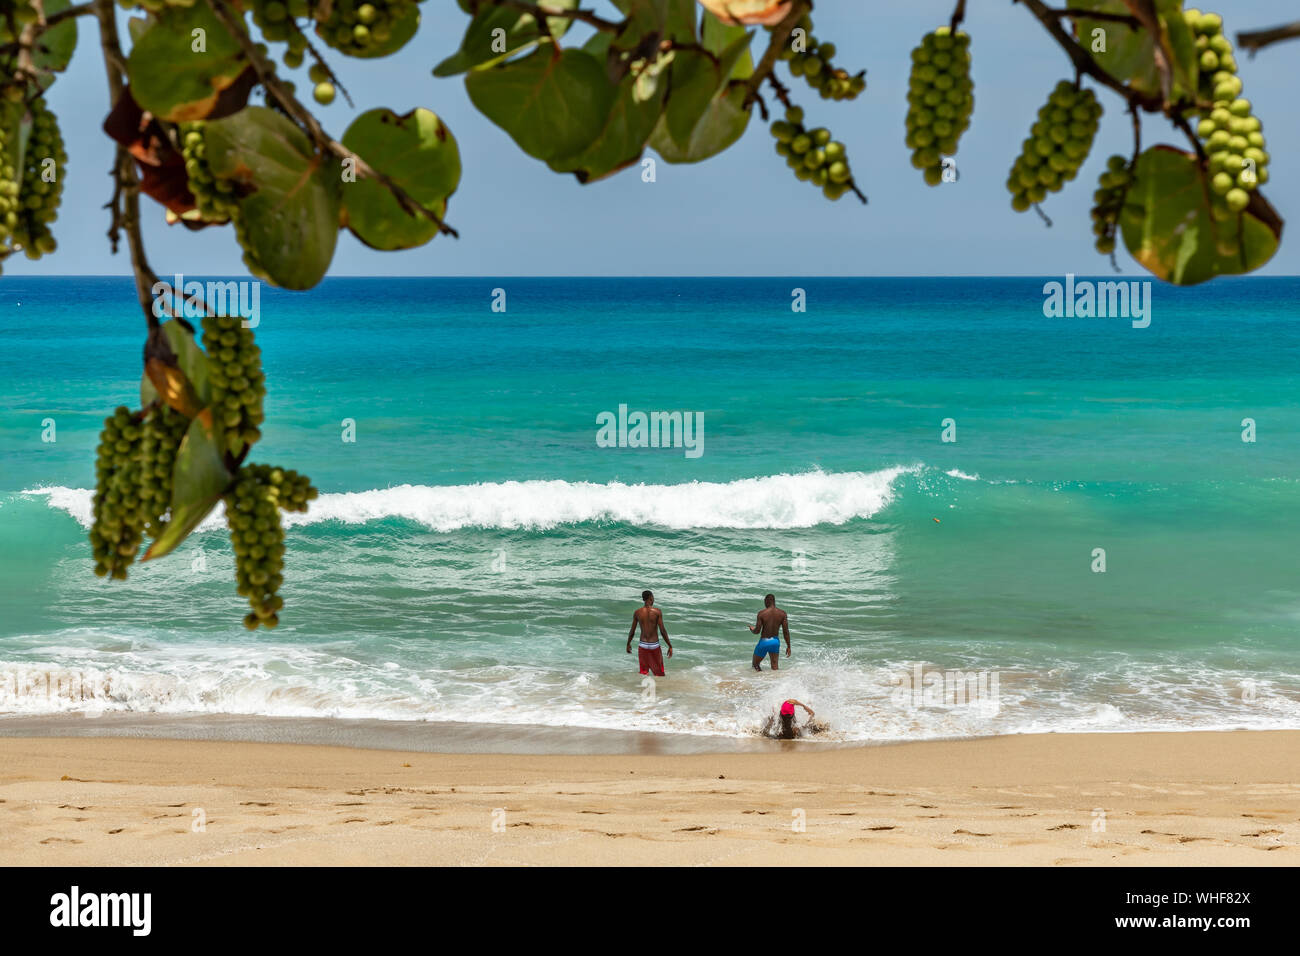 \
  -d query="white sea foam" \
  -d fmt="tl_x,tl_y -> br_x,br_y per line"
23,468 -> 916,533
